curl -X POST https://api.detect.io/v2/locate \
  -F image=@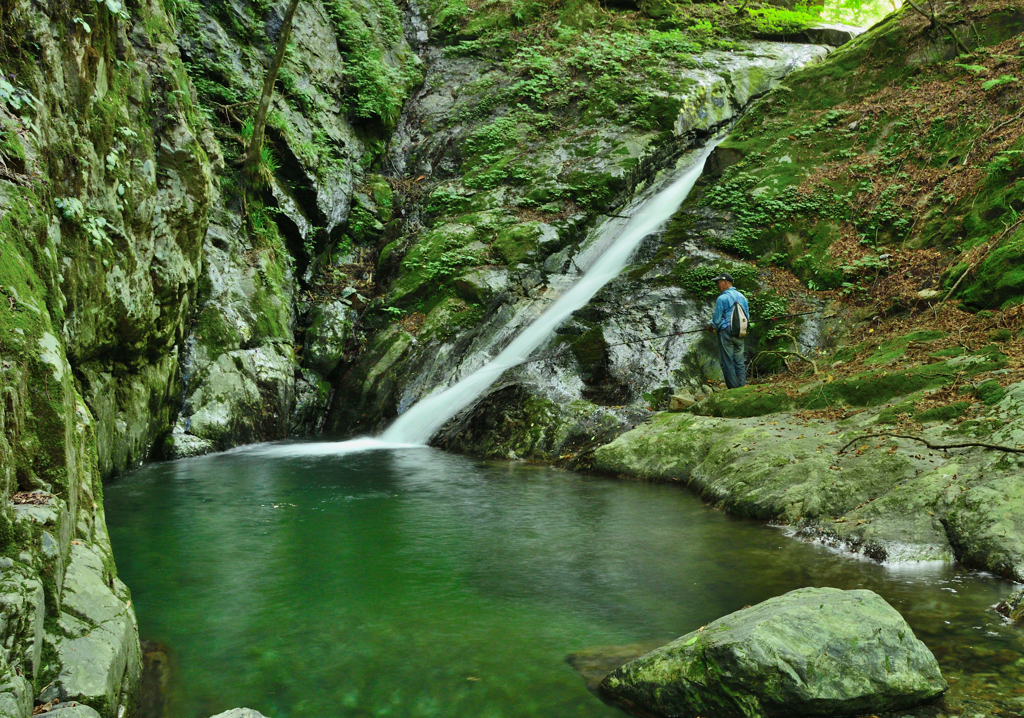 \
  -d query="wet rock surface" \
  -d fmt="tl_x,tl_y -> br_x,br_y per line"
996,587 -> 1024,624
328,38 -> 831,457
566,641 -> 671,695
593,376 -> 1024,581
208,709 -> 269,718
600,587 -> 947,718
